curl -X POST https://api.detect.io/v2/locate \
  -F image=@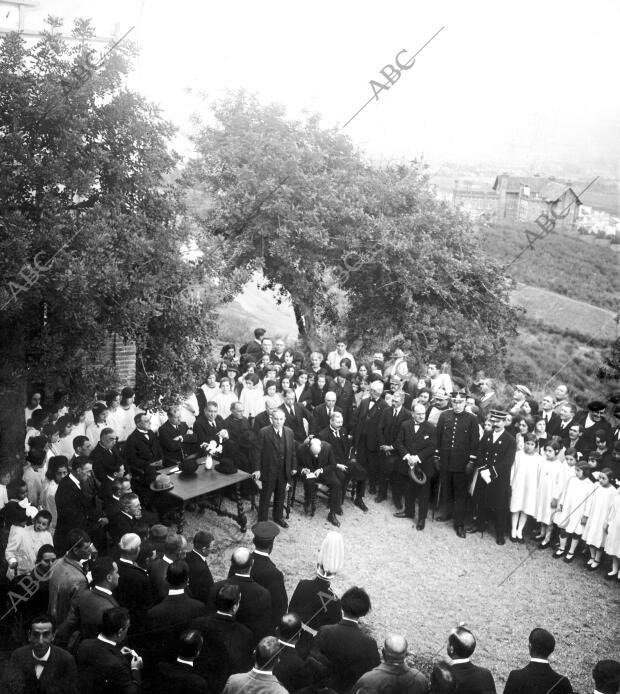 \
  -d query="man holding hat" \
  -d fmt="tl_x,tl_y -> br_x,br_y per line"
394,403 -> 437,529
436,390 -> 480,538
249,520 -> 288,631
509,384 -> 532,416
353,380 -> 389,498
469,410 -> 517,545
574,400 -> 612,453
